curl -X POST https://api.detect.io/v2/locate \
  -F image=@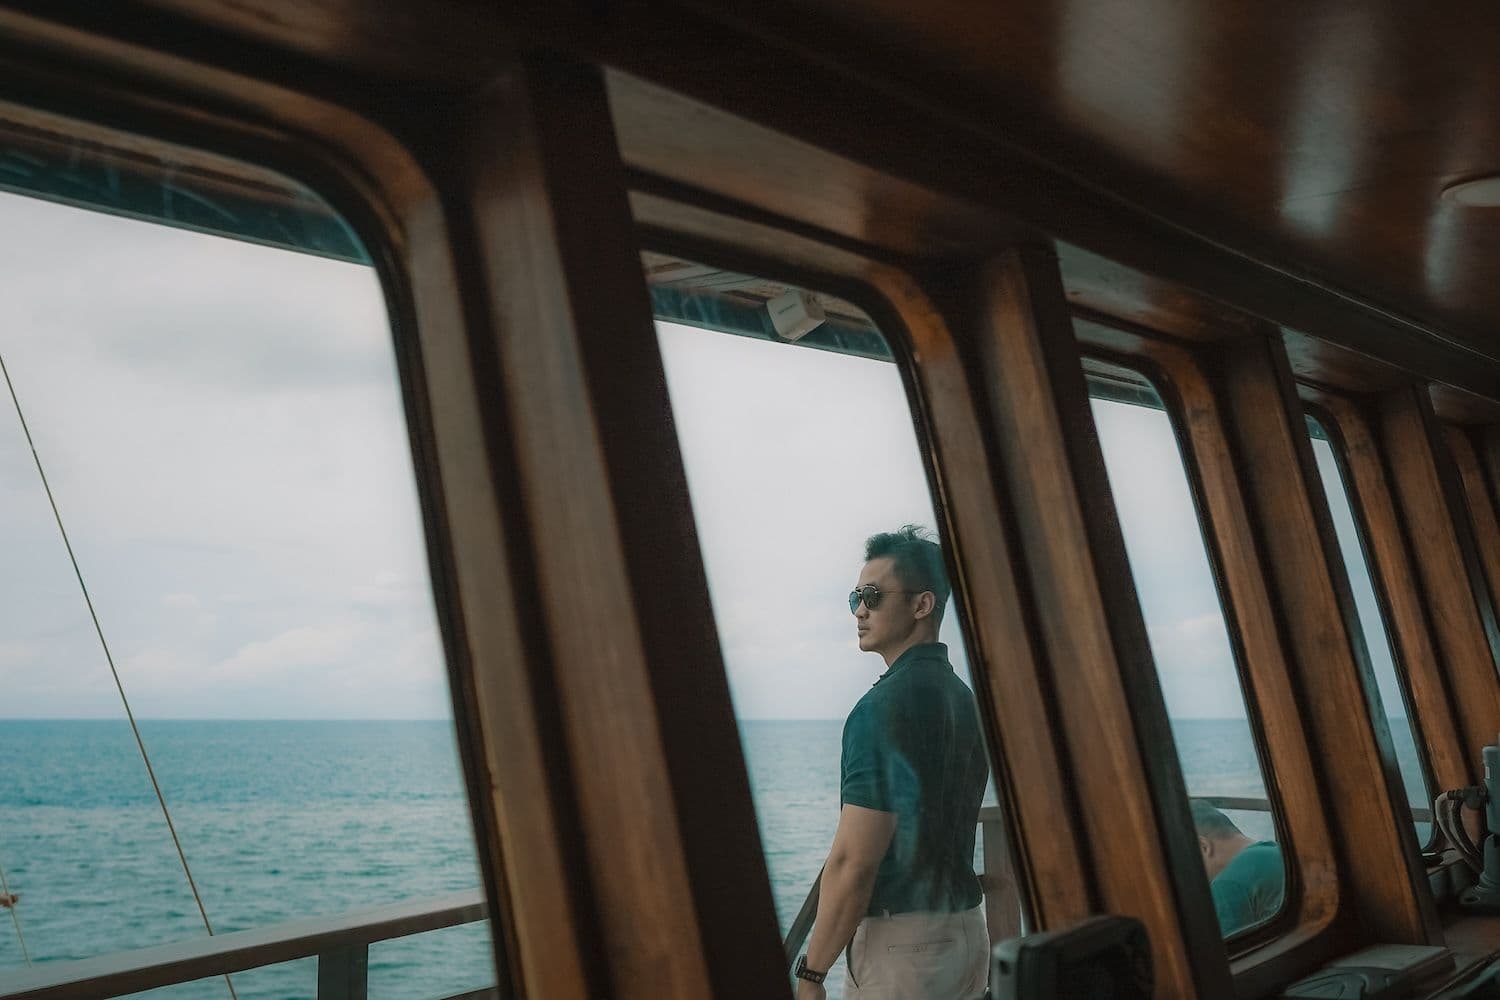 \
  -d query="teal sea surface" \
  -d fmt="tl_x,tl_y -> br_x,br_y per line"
0,721 -> 494,998
0,718 -> 1429,998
